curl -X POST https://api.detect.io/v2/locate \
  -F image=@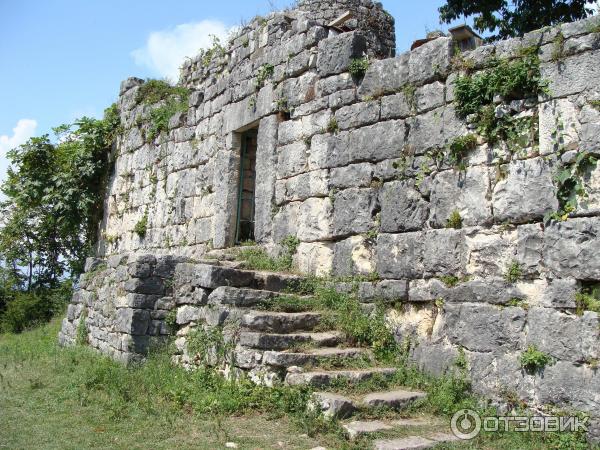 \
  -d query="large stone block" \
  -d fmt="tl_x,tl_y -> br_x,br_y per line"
309,120 -> 405,170
429,167 -> 492,228
492,158 -> 558,223
334,101 -> 380,130
115,308 -> 151,335
333,188 -> 378,237
379,181 -> 429,233
317,31 -> 367,77
541,49 -> 600,98
406,106 -> 466,154
297,197 -> 334,242
376,229 -> 466,279
441,303 -> 526,352
544,217 -> 600,280
294,242 -> 334,276
357,53 -> 410,98
332,235 -> 375,277
330,163 -> 373,190
527,307 -> 600,363
408,37 -> 453,84
275,169 -> 330,204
